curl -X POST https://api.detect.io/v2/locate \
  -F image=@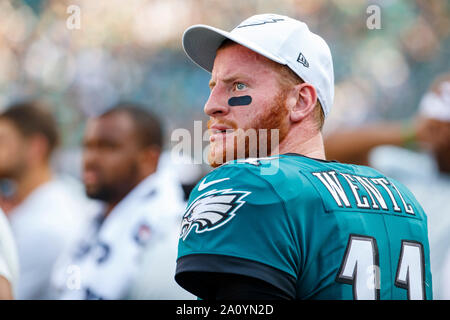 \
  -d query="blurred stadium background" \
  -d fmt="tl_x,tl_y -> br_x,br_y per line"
0,0 -> 448,177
